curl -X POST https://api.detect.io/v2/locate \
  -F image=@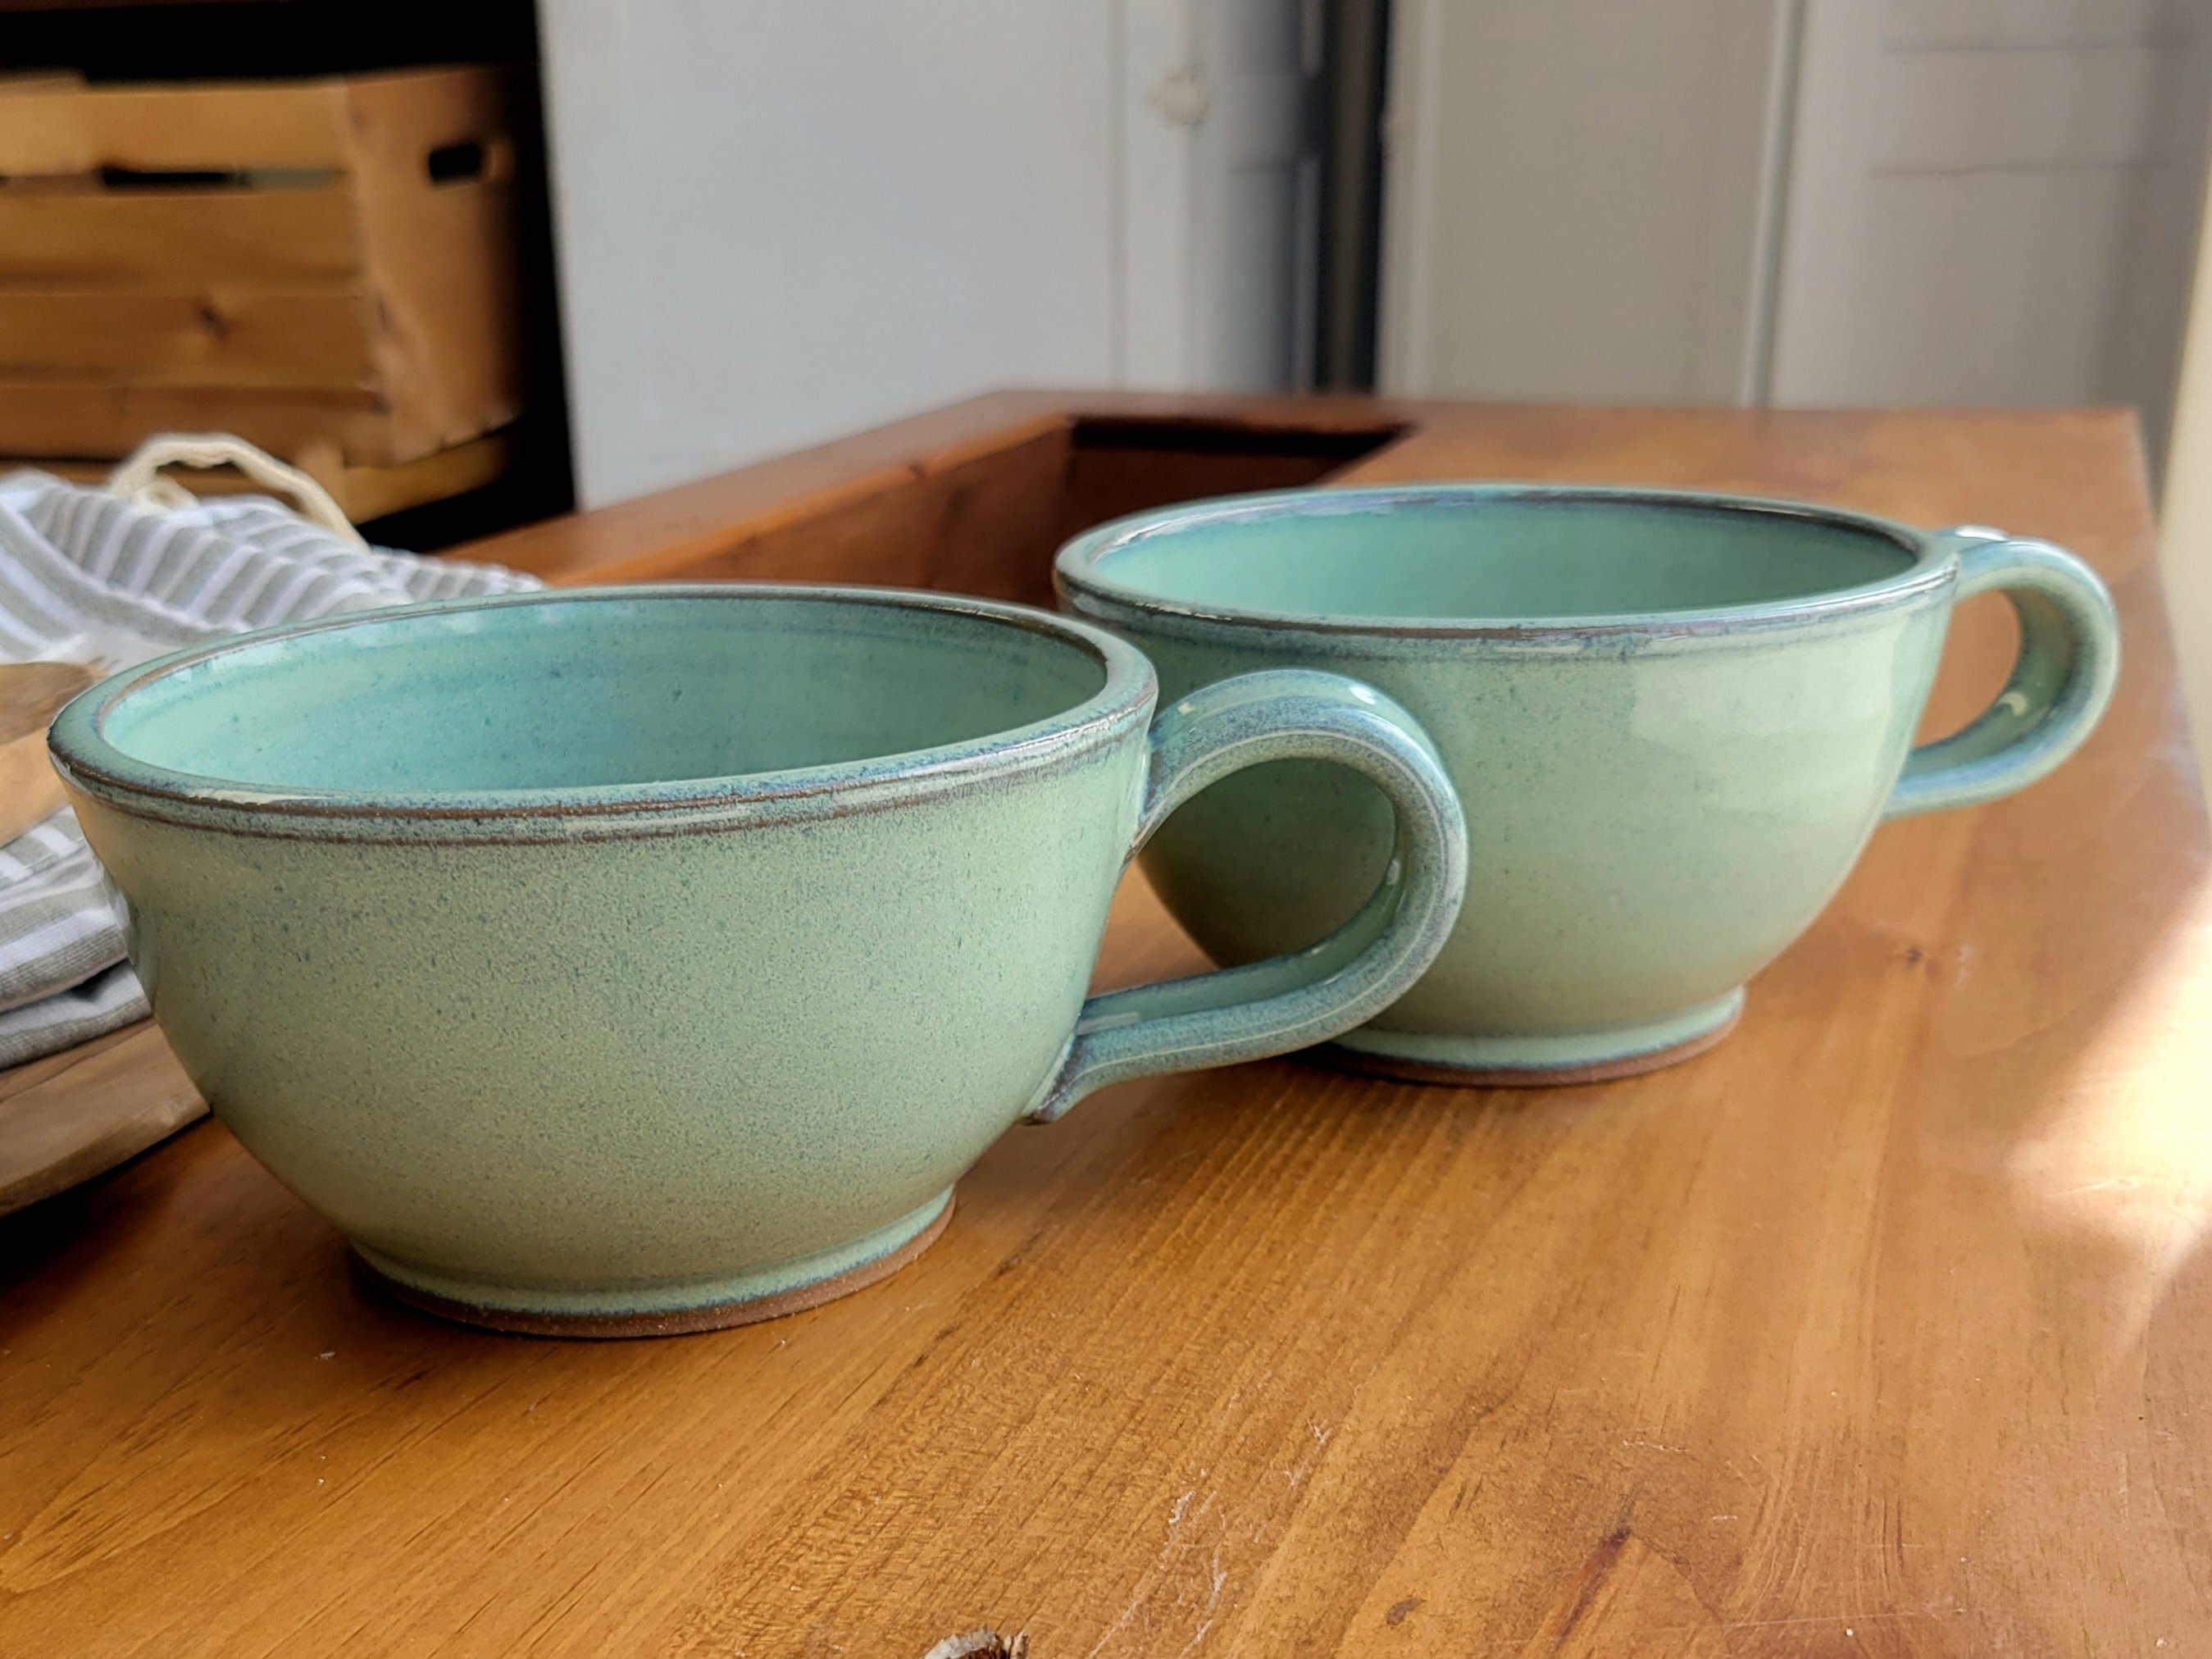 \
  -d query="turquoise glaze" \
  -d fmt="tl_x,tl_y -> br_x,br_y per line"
1056,486 -> 2122,1081
49,586 -> 1468,1330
